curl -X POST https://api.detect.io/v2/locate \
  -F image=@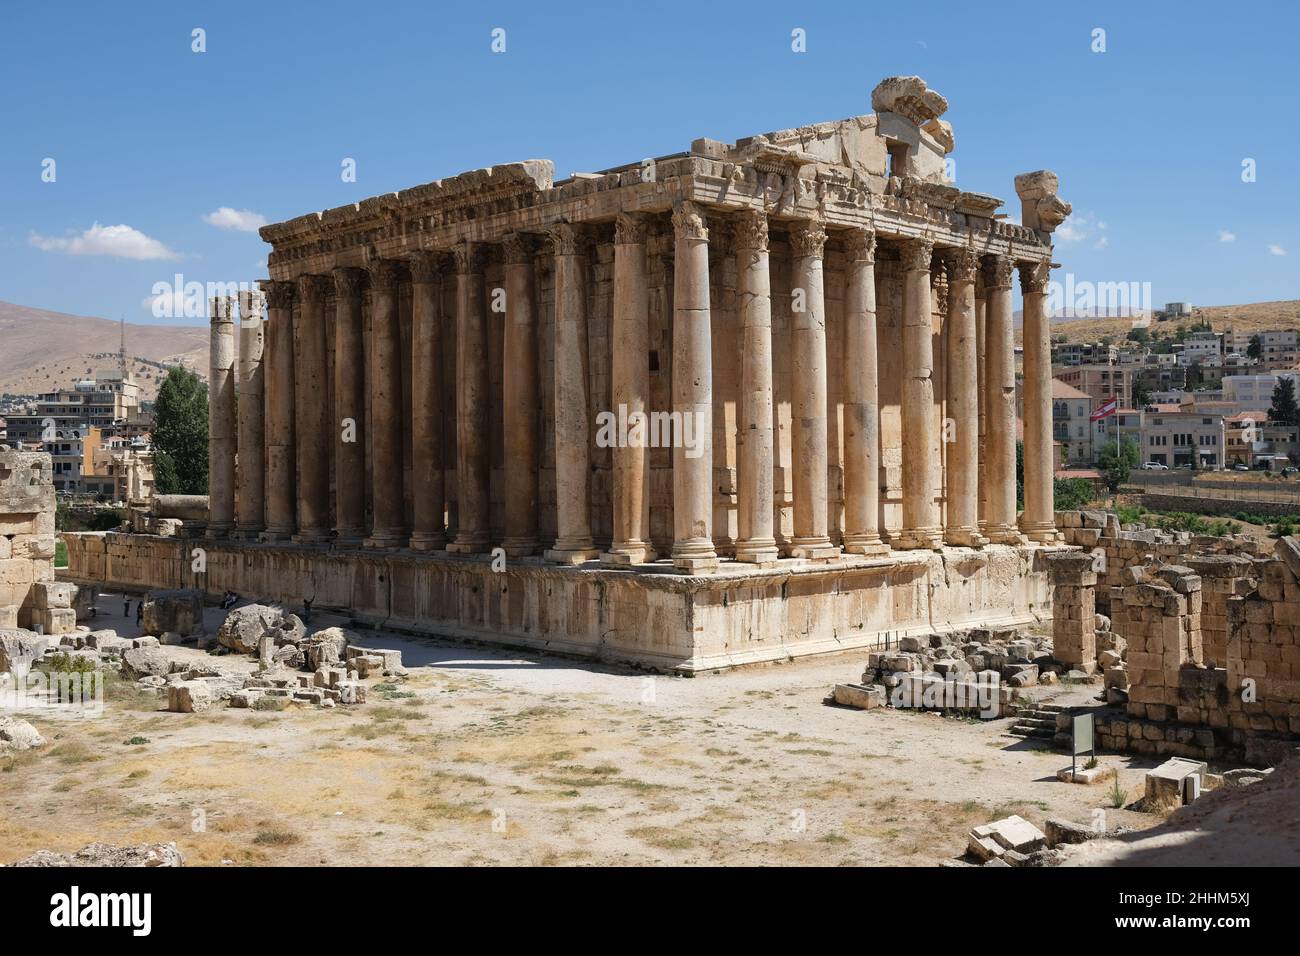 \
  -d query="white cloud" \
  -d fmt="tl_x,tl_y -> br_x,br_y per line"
1218,230 -> 1237,243
1094,236 -> 1109,250
1269,244 -> 1287,256
1055,211 -> 1099,243
203,206 -> 268,232
29,222 -> 180,260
